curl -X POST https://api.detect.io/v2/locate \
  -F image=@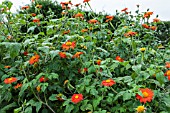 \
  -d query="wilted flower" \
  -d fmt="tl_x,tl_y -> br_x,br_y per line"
115,56 -> 124,62
59,52 -> 67,58
14,83 -> 22,89
39,76 -> 48,82
29,54 -> 40,65
72,52 -> 83,58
